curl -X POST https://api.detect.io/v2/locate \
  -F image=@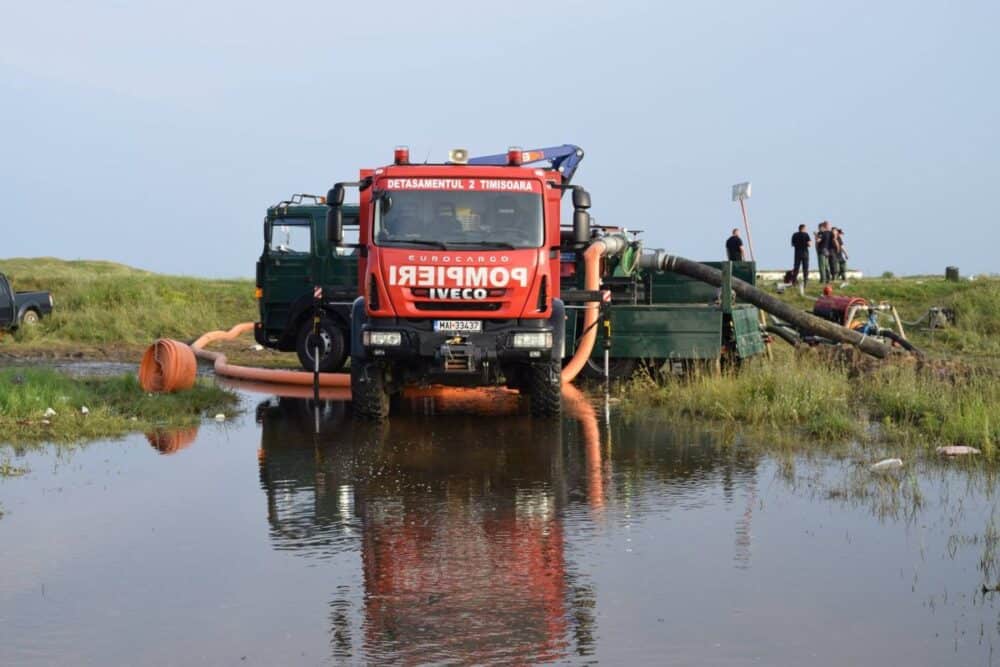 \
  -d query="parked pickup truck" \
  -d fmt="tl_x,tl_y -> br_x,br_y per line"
0,272 -> 53,331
